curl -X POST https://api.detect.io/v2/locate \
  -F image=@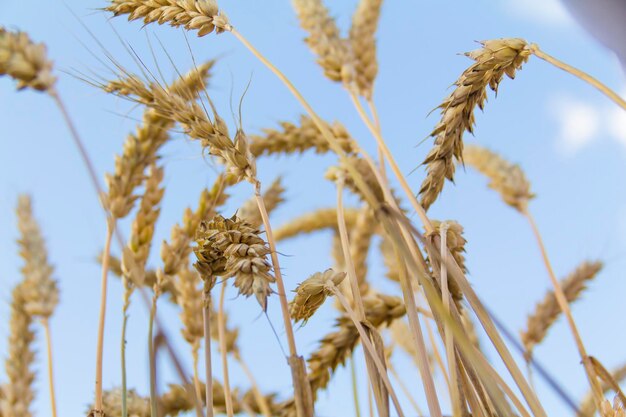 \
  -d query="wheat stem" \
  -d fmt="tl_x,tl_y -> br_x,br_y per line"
330,286 -> 406,417
41,318 -> 58,417
530,45 -> 626,111
149,295 -> 158,417
93,217 -> 114,415
217,281 -> 234,417
349,93 -> 433,233
392,241 -> 443,417
203,293 -> 214,417
50,90 -> 106,204
523,210 -> 604,409
337,178 -> 389,416
367,99 -> 387,184
440,225 -> 462,417
388,362 -> 425,417
192,343 -> 203,413
121,312 -> 129,417
350,356 -> 362,417
253,179 -> 313,417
